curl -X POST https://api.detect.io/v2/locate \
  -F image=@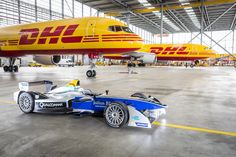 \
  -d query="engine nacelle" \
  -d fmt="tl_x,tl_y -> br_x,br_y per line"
137,53 -> 156,64
33,55 -> 61,65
